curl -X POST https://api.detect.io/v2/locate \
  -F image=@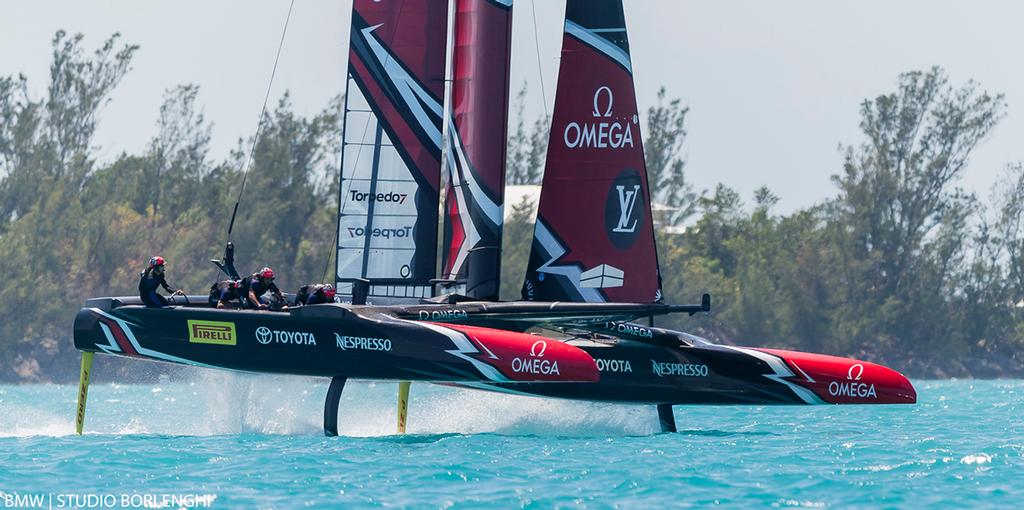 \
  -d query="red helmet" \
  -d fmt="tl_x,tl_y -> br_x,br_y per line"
323,284 -> 336,300
259,267 -> 275,280
149,256 -> 165,268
